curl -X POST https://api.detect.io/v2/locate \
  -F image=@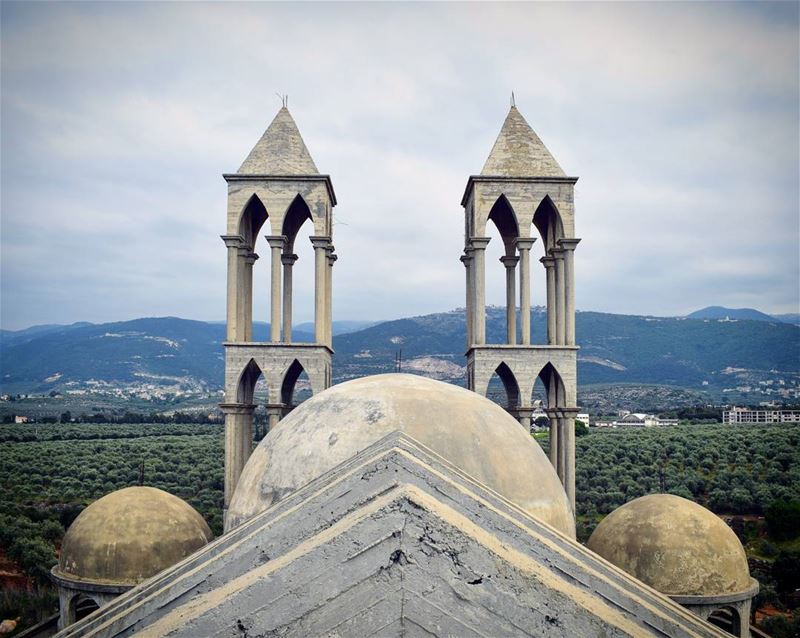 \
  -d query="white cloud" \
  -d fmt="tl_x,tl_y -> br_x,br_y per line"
1,2 -> 798,329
